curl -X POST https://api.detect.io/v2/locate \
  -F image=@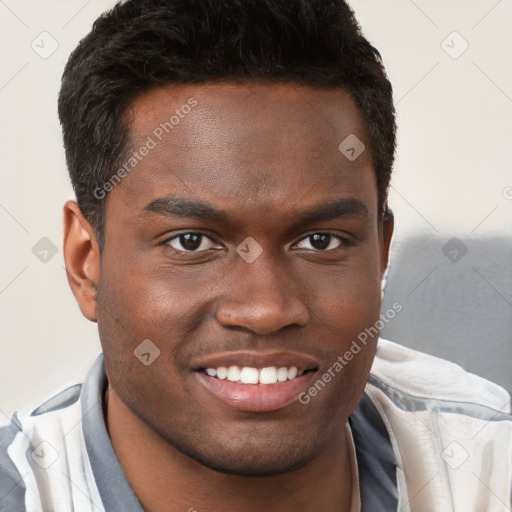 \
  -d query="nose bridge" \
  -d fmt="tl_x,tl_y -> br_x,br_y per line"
215,250 -> 309,334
